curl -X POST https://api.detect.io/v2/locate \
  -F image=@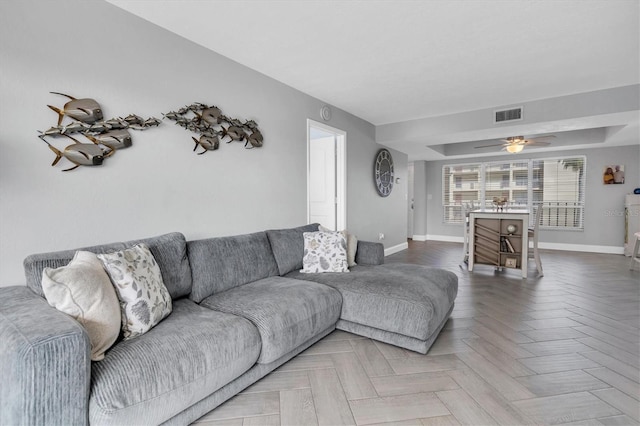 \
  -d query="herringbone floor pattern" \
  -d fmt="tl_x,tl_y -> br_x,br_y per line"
194,241 -> 640,426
